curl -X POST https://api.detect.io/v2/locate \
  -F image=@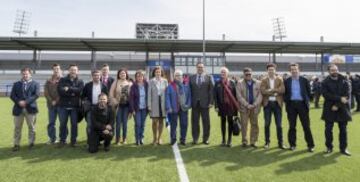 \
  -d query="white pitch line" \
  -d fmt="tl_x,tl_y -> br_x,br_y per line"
167,126 -> 190,182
